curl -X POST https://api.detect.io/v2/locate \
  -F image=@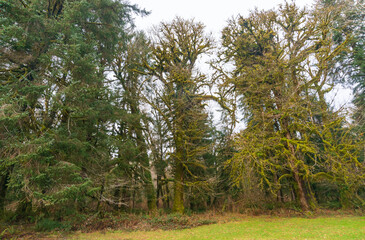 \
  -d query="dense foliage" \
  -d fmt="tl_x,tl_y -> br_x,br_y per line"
0,0 -> 364,225
218,2 -> 364,211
